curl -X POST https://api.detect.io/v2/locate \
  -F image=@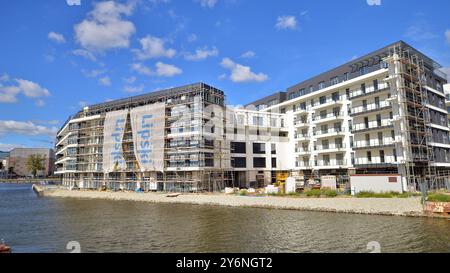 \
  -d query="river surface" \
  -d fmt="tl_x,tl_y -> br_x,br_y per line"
0,183 -> 449,253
